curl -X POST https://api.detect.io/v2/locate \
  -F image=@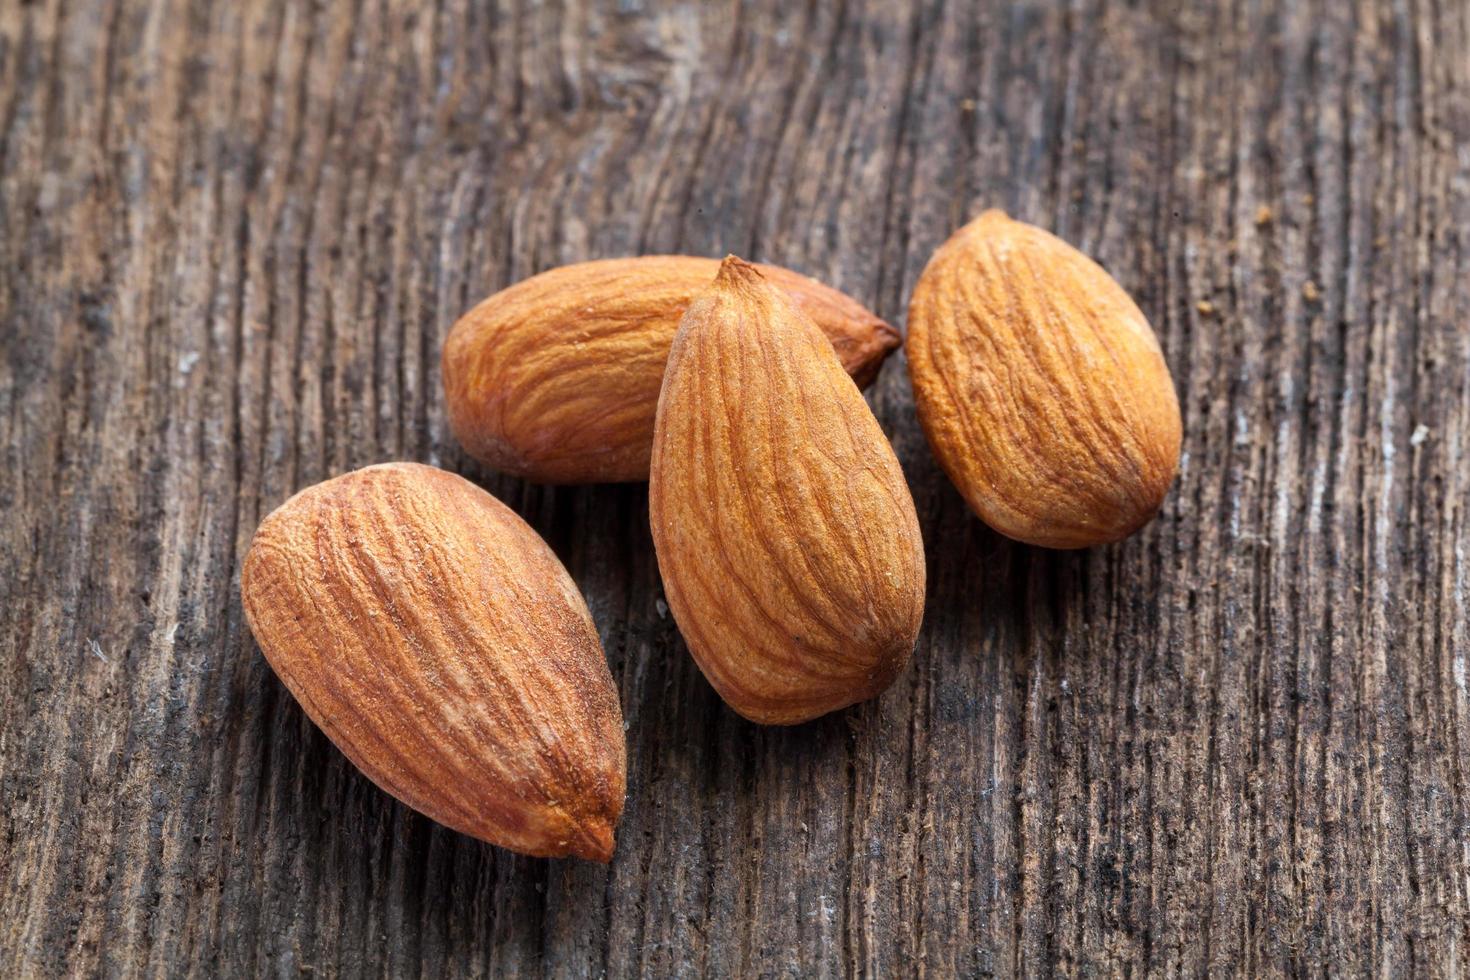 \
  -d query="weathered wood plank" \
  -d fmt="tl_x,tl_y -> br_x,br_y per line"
1,0 -> 1467,976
